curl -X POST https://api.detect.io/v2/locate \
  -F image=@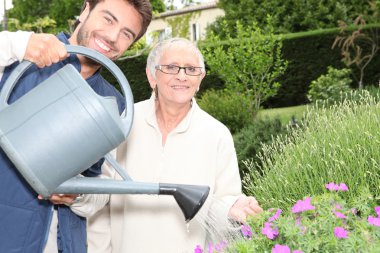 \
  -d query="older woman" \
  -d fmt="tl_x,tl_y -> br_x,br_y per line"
87,37 -> 263,253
